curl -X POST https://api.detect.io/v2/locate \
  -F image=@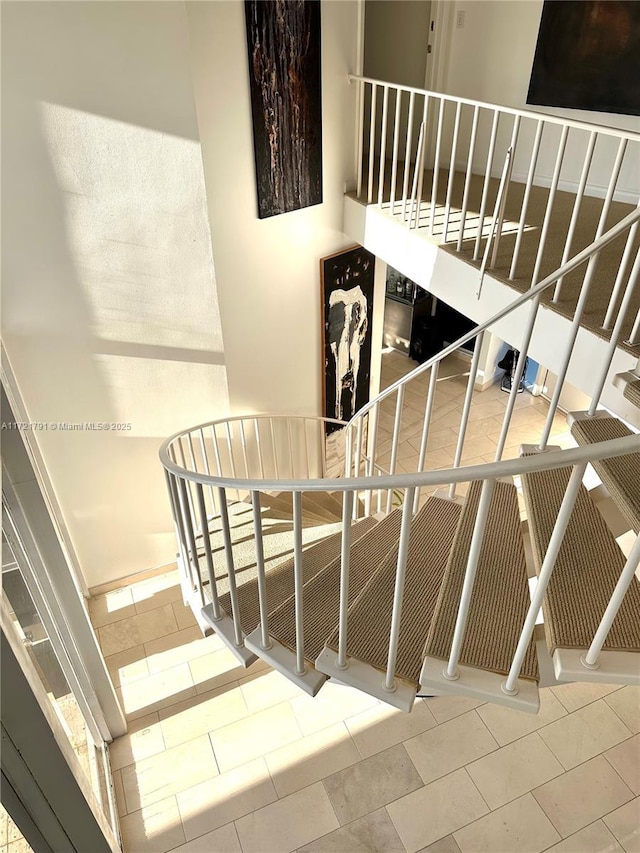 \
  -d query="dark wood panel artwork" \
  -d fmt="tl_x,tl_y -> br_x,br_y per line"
527,0 -> 640,116
245,0 -> 323,218
321,246 -> 375,436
